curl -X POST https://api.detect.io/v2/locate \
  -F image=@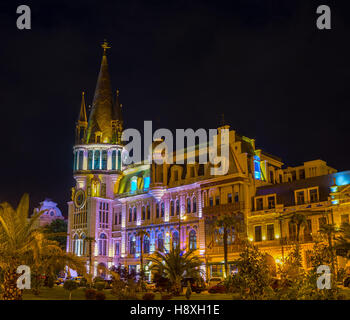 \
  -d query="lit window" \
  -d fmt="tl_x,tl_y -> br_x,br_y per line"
189,230 -> 197,250
144,176 -> 150,190
131,176 -> 138,193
